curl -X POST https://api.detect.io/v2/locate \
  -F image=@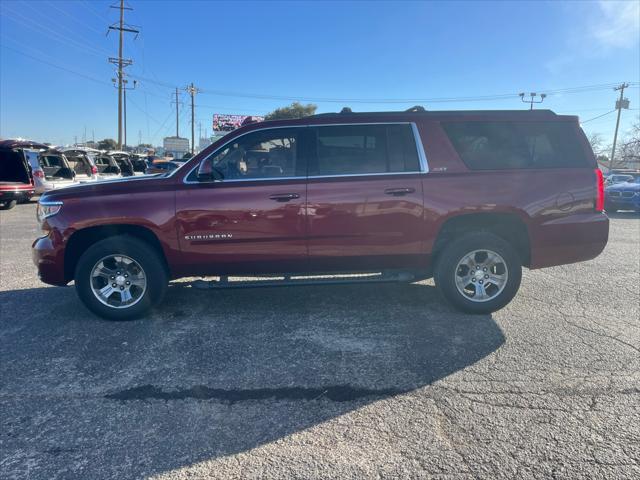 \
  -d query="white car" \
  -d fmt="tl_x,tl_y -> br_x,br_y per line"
60,147 -> 121,183
26,149 -> 78,194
